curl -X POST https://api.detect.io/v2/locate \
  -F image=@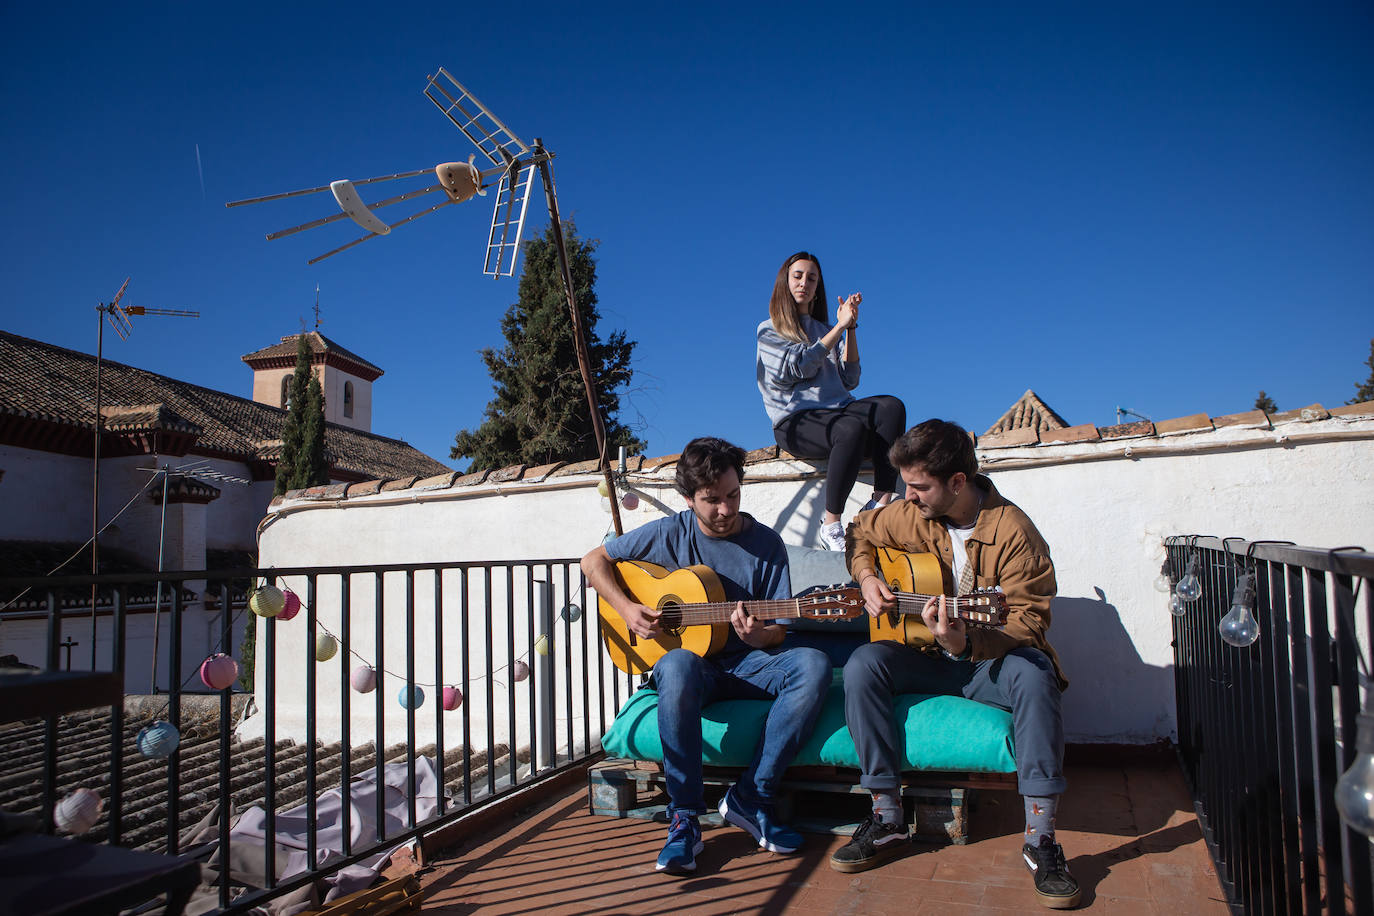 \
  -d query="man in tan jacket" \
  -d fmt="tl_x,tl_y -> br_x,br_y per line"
830,419 -> 1079,910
